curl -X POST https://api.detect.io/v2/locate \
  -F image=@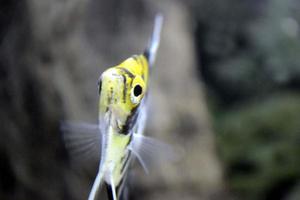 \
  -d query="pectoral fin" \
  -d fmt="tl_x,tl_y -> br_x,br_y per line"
128,134 -> 181,174
61,121 -> 101,162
